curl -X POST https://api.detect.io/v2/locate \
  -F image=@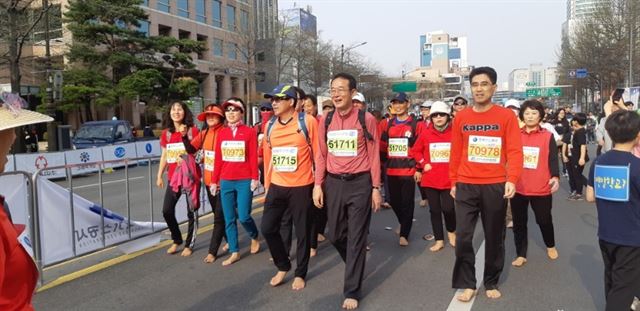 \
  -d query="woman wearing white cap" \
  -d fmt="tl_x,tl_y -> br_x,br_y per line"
0,92 -> 52,310
412,101 -> 456,251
